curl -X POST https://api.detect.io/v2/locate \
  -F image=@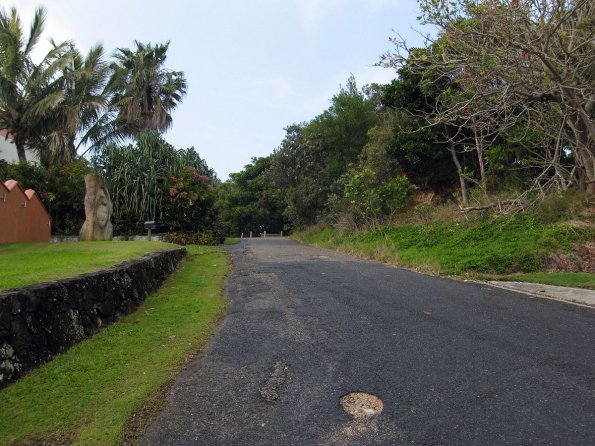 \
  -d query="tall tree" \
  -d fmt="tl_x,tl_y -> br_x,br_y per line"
35,43 -> 110,164
269,76 -> 379,227
385,0 -> 595,194
380,67 -> 459,195
0,6 -> 73,162
107,41 -> 187,137
217,156 -> 286,236
305,75 -> 379,179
